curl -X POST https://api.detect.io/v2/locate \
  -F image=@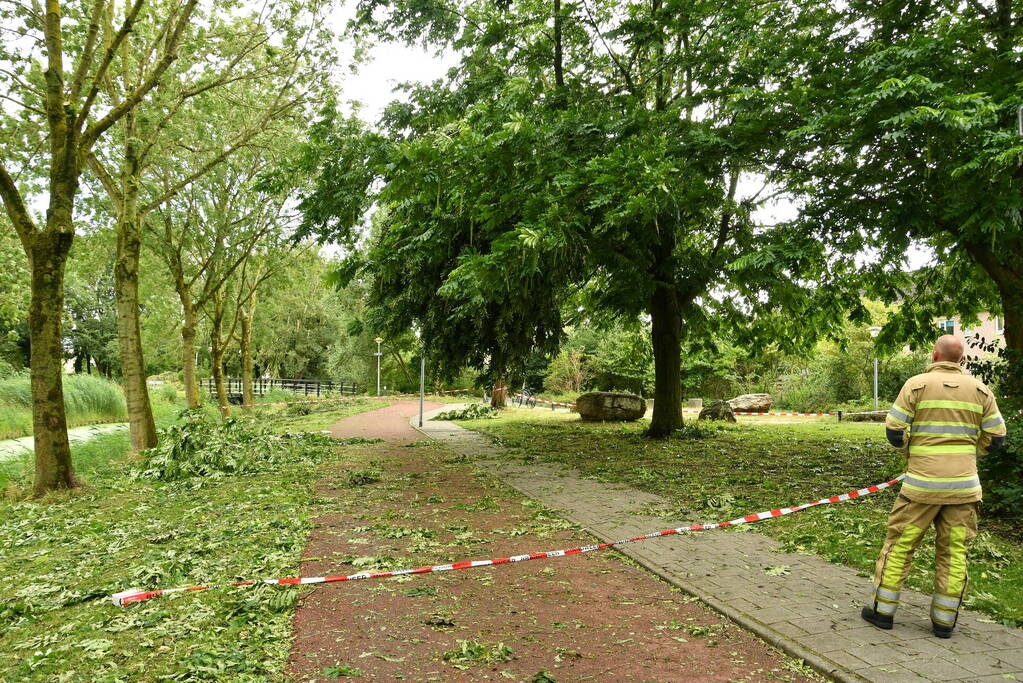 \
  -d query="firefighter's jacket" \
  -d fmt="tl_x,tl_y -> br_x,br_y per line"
886,361 -> 1007,504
